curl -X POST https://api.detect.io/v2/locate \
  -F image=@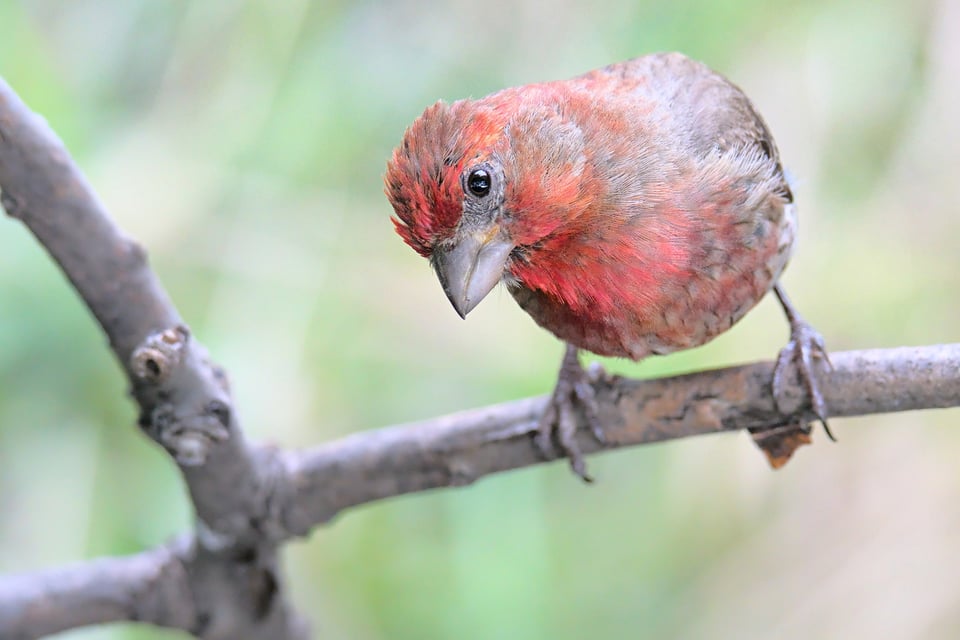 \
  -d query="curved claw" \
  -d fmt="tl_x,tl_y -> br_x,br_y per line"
772,285 -> 834,441
536,345 -> 606,482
